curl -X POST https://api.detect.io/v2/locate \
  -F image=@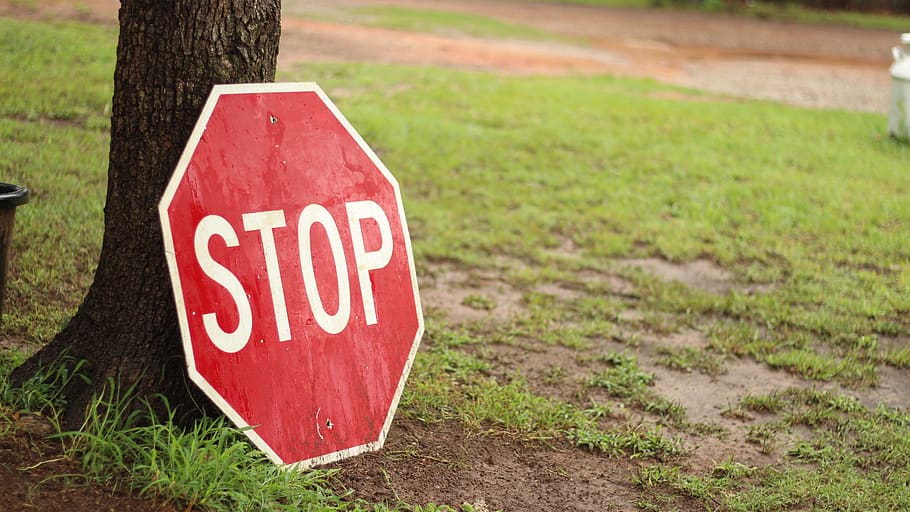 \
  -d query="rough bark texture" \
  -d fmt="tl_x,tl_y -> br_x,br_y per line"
11,0 -> 281,426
